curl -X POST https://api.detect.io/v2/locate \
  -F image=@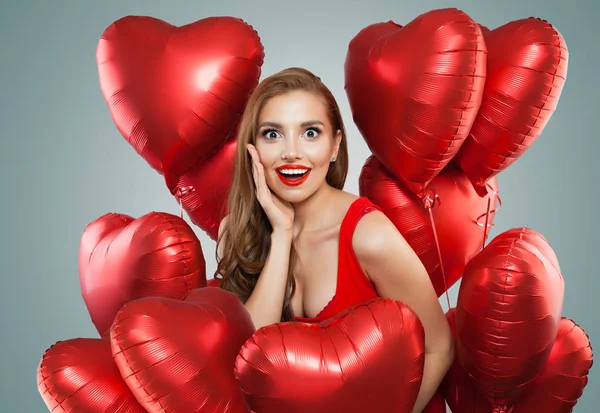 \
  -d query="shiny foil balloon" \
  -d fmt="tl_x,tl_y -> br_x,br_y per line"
442,308 -> 484,413
455,17 -> 568,197
171,138 -> 237,240
514,318 -> 593,412
456,228 -> 565,410
79,211 -> 206,337
110,287 -> 255,413
442,309 -> 593,413
96,16 -> 264,186
235,298 -> 425,413
345,8 -> 487,198
37,338 -> 145,413
359,155 -> 499,297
